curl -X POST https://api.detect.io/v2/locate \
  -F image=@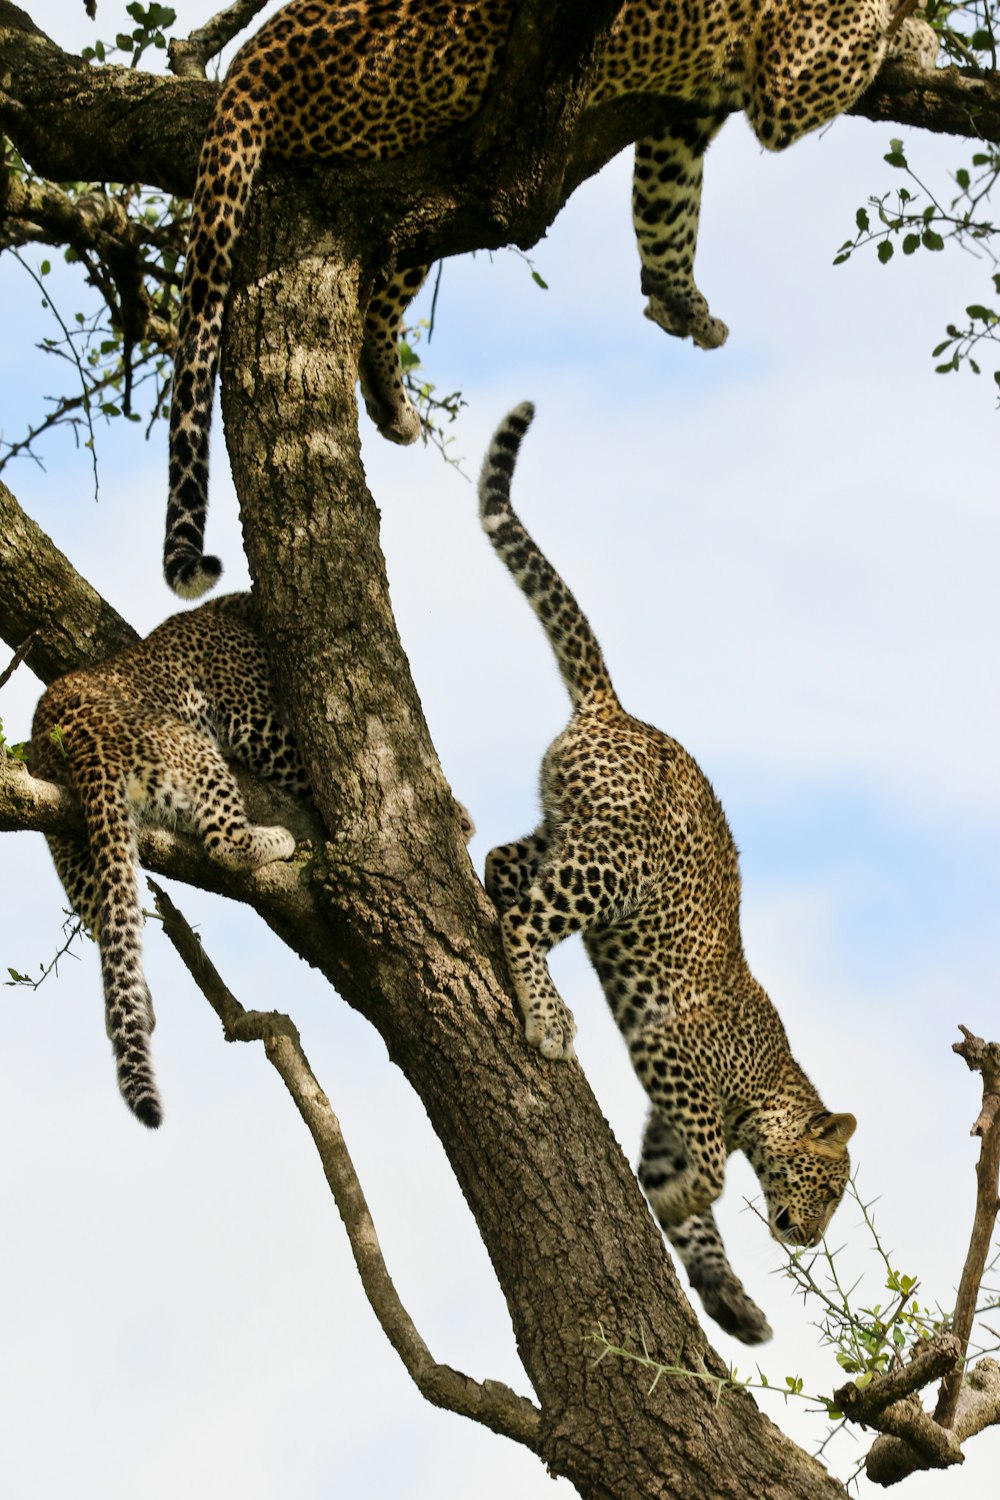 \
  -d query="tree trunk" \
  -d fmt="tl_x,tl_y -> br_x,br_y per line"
198,167 -> 850,1499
